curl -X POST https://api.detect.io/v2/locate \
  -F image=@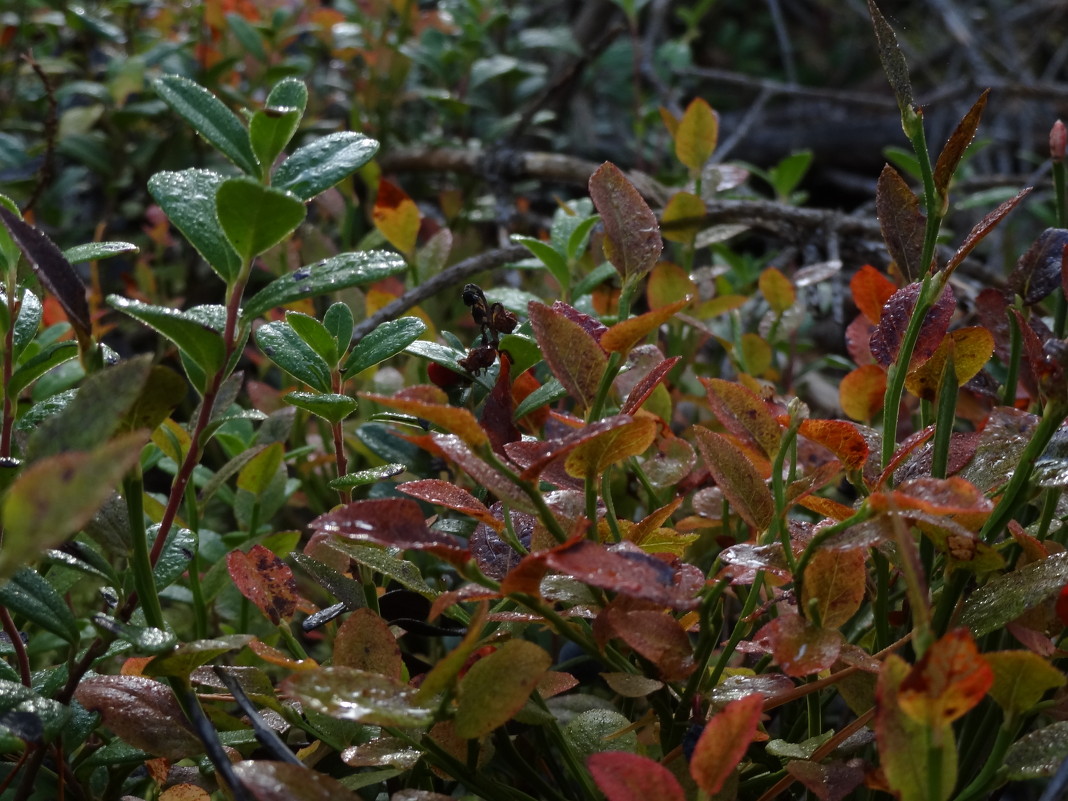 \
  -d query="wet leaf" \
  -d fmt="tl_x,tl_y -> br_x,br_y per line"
898,629 -> 992,727
217,177 -> 305,263
755,613 -> 843,676
870,283 -> 955,369
454,640 -> 551,738
144,634 -> 253,678
0,567 -> 80,644
1004,722 -> 1068,780
876,165 -> 926,280
985,651 -> 1065,717
867,0 -> 915,112
109,297 -> 226,376
361,389 -> 488,448
148,169 -> 241,281
434,433 -> 534,512
398,479 -> 500,529
702,378 -> 782,460
154,74 -> 258,174
601,299 -> 688,354
690,694 -> 764,795
588,752 -> 685,801
528,301 -> 608,410
227,544 -> 300,625
802,547 -> 866,629
785,758 -> 866,801
599,607 -> 694,681
640,435 -> 696,488
943,187 -> 1032,277
718,542 -> 794,585
759,267 -> 795,314
373,180 -> 420,257
309,498 -> 468,563
798,419 -> 870,470
75,675 -> 201,759
620,356 -> 681,416
647,262 -> 697,309
870,476 -> 992,531
600,672 -> 664,698
905,326 -> 994,401
341,736 -> 421,769
284,392 -> 358,424
933,90 -> 989,199
273,131 -> 379,201
343,317 -> 426,376
1009,228 -> 1068,305
693,427 -> 775,531
481,351 -> 521,452
564,415 -> 657,477
962,551 -> 1068,636
334,608 -> 403,680
839,364 -> 887,422
850,264 -> 898,324
283,667 -> 433,727
960,406 -> 1038,492
588,162 -> 663,280
233,760 -> 362,800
